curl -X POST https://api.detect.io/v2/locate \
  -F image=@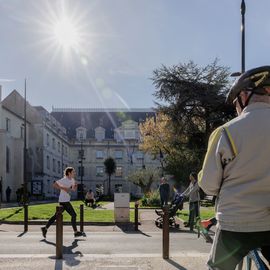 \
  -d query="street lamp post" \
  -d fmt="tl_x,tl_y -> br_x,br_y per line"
80,140 -> 84,186
23,78 -> 28,232
0,176 -> 2,209
241,0 -> 246,73
78,140 -> 85,199
159,149 -> 164,177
